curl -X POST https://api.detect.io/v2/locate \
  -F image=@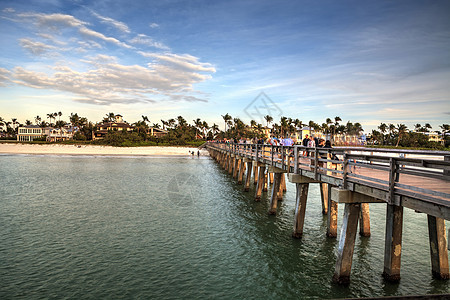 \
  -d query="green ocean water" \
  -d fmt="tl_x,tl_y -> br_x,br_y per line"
0,154 -> 449,299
